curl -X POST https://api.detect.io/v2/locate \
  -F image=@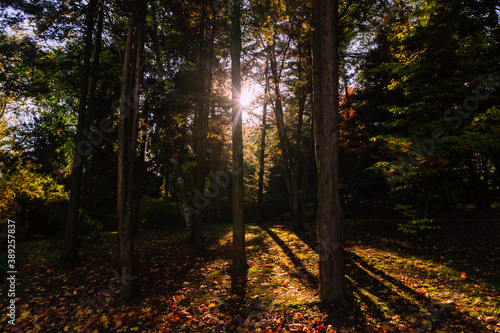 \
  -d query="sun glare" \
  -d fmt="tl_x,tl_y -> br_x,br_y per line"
240,87 -> 254,108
